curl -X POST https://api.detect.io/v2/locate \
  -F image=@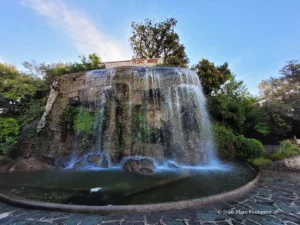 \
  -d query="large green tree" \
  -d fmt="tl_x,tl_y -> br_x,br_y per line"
193,59 -> 232,95
0,63 -> 46,117
130,18 -> 189,67
209,76 -> 269,136
259,60 -> 300,136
